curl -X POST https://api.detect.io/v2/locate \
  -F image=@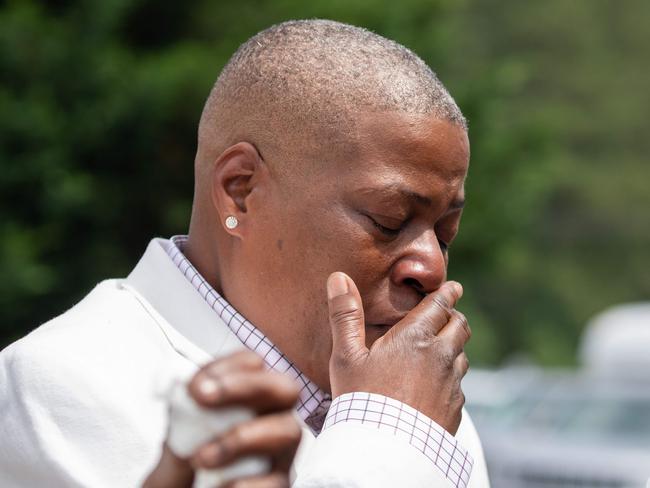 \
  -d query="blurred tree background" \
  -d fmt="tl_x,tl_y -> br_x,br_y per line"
1,0 -> 648,365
